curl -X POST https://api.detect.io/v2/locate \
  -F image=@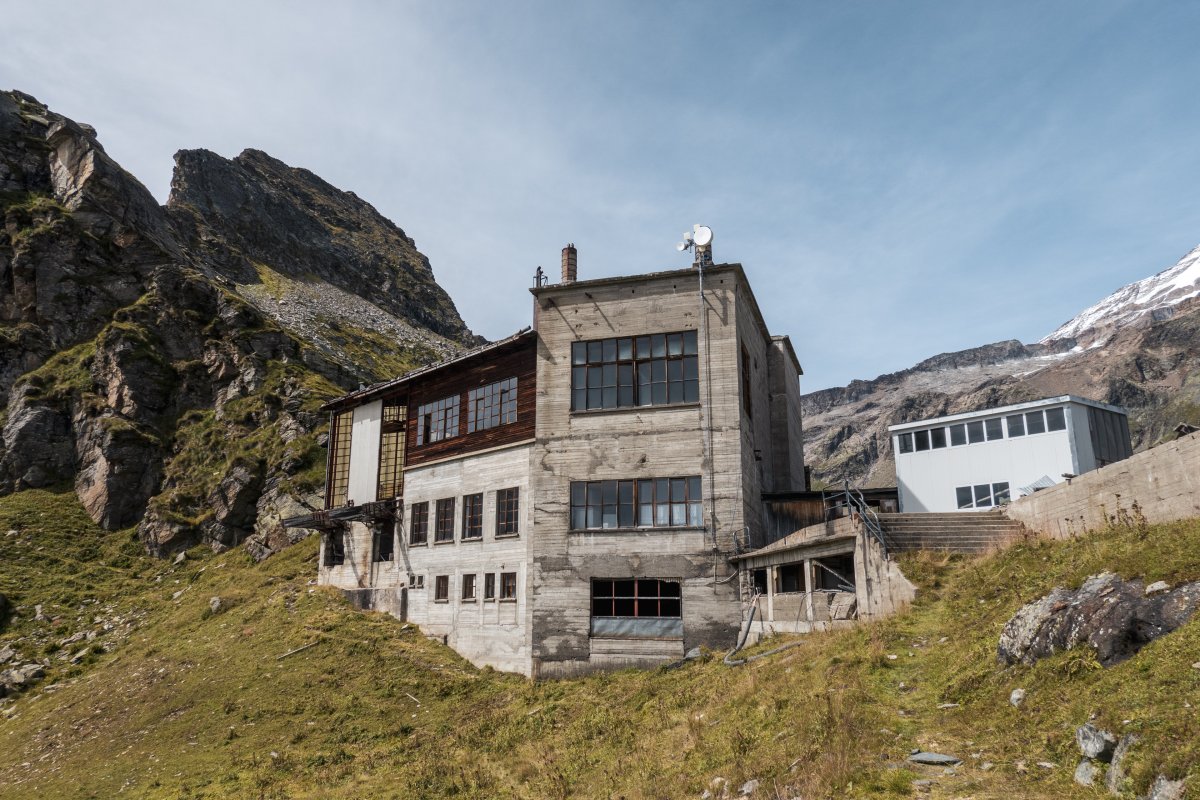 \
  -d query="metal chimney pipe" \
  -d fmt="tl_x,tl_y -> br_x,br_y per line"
562,243 -> 577,284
